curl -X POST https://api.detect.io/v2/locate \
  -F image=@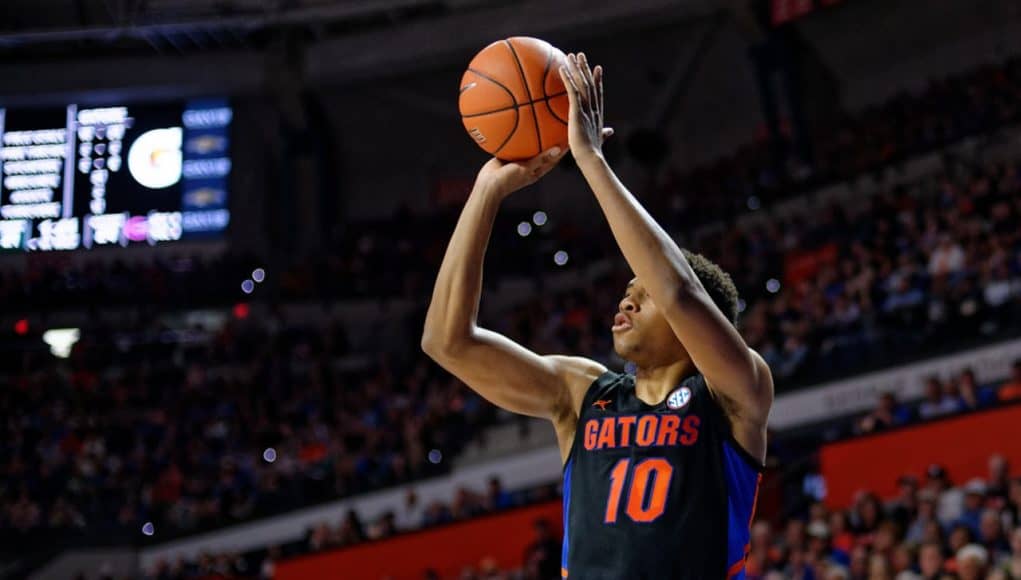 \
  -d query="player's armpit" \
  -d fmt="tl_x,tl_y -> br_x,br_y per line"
423,328 -> 606,421
707,351 -> 773,463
